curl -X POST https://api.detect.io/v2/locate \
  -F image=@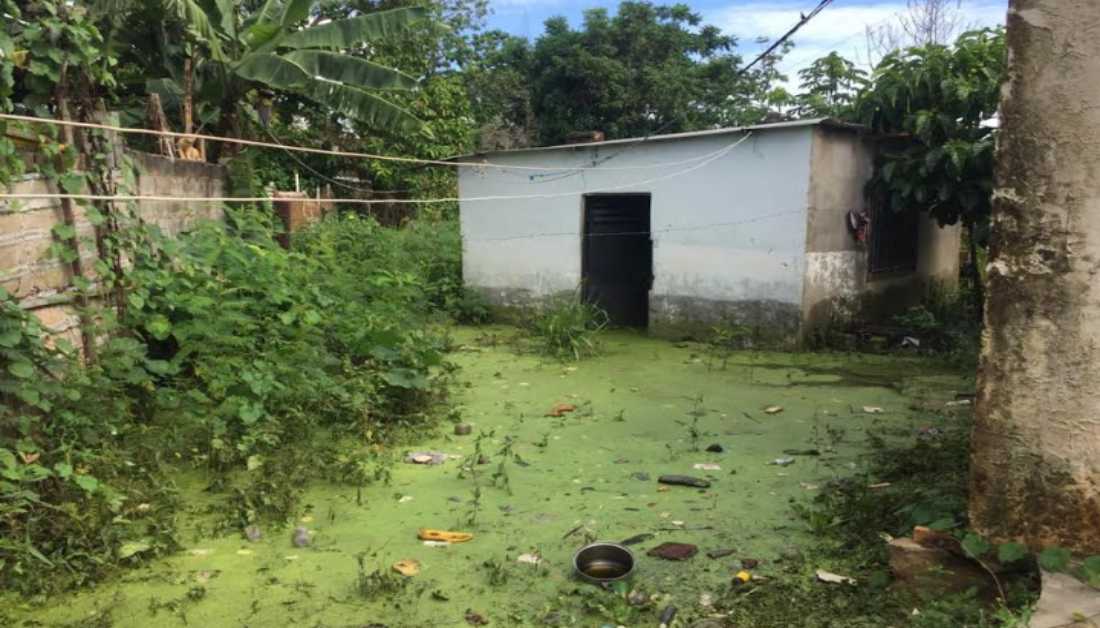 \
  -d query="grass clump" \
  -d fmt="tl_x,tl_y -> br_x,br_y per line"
524,294 -> 608,361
